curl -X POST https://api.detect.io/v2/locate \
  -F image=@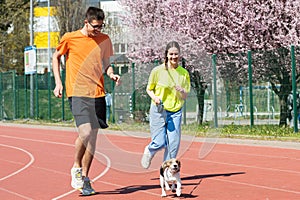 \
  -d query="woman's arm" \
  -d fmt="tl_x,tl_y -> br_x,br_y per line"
146,88 -> 161,105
